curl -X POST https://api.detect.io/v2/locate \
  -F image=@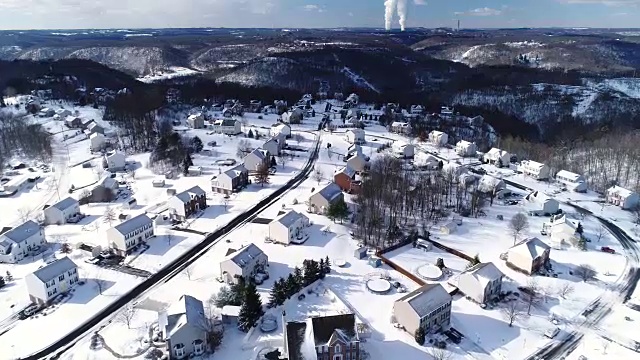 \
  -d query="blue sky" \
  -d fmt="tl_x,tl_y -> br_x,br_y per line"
0,0 -> 638,30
